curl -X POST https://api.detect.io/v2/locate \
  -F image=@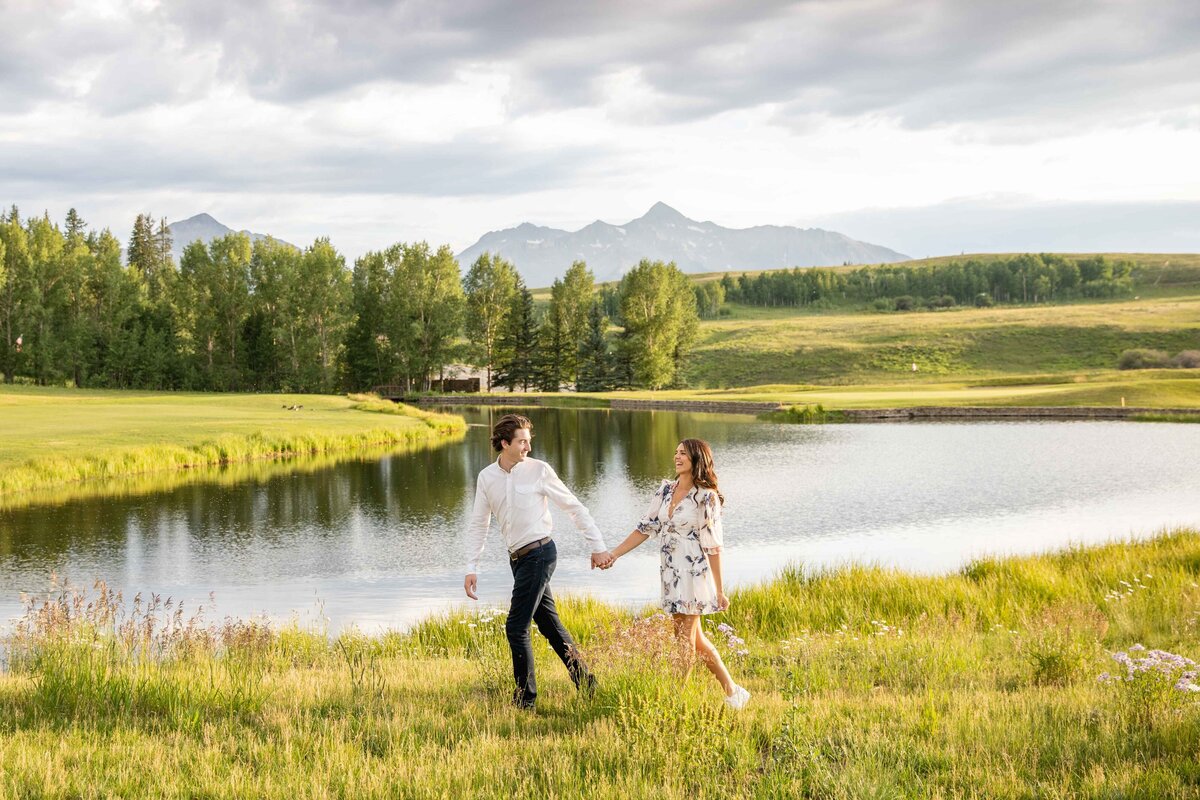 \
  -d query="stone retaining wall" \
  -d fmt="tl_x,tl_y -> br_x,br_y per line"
840,406 -> 1200,421
610,399 -> 780,414
402,395 -> 548,406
